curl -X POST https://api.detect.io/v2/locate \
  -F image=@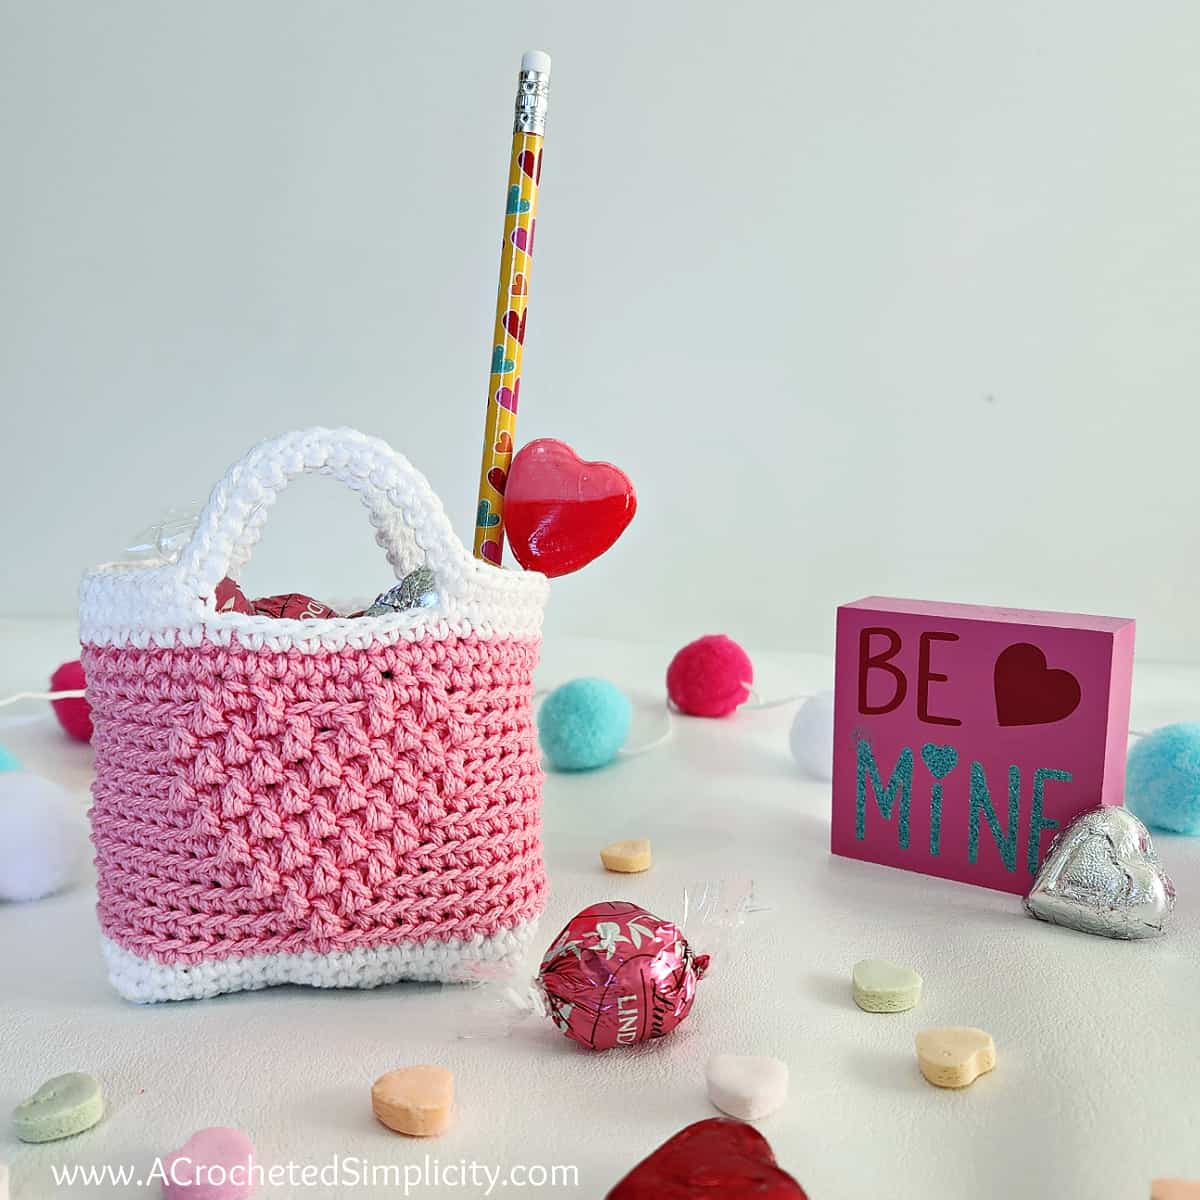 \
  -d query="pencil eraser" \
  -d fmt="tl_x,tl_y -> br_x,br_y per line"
521,50 -> 551,75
